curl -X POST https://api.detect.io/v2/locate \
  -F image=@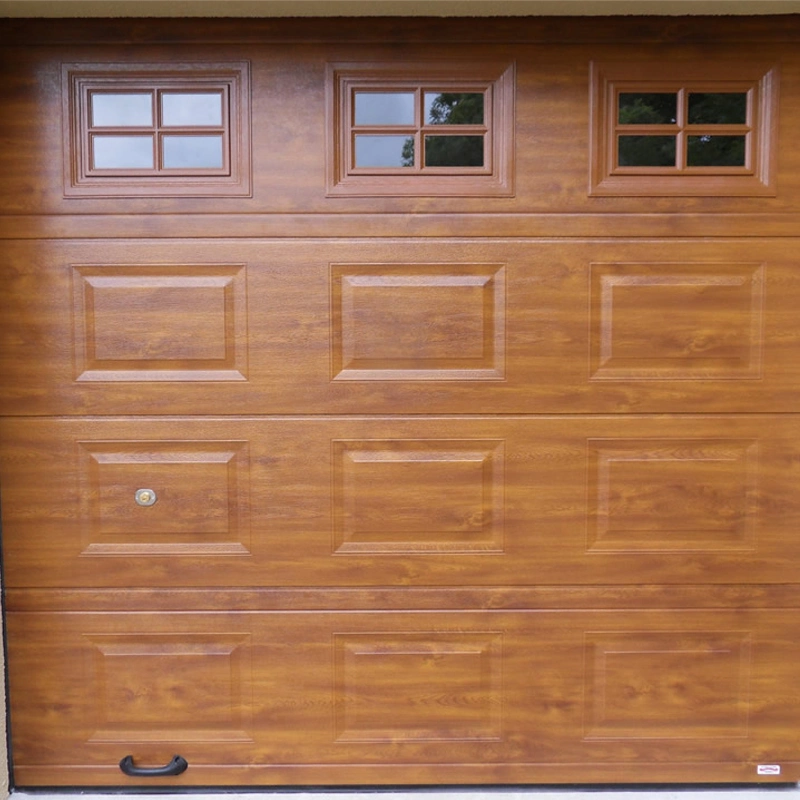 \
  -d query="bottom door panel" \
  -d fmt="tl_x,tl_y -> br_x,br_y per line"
8,608 -> 800,785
